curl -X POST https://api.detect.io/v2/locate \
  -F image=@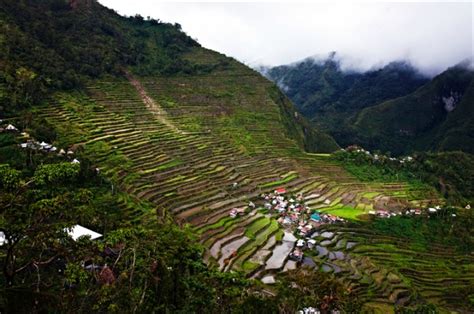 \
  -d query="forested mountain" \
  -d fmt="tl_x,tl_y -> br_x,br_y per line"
262,55 -> 474,154
1,1 -> 473,313
0,0 -> 338,152
0,0 -> 197,110
355,64 -> 474,154
262,54 -> 428,120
